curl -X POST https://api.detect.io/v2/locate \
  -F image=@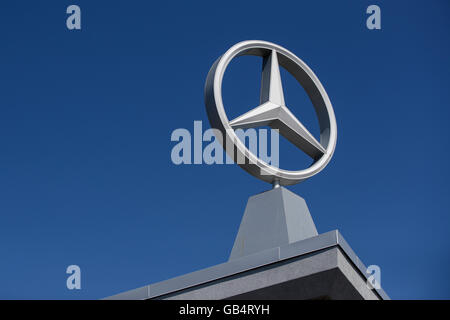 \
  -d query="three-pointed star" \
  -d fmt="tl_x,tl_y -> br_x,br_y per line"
229,50 -> 326,160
